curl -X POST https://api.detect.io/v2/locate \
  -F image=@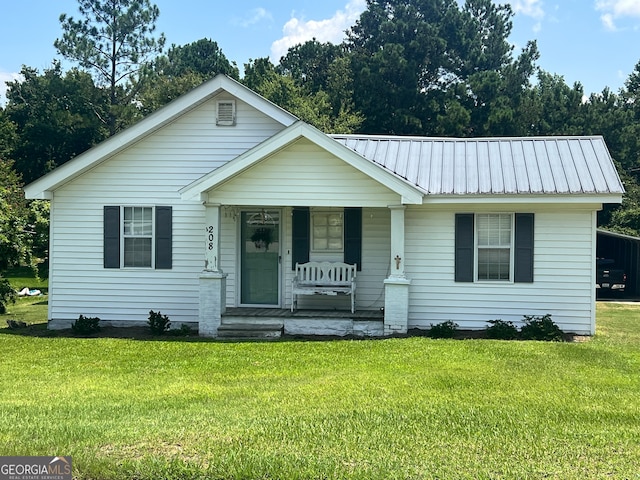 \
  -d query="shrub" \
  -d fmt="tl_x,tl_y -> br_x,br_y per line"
0,277 -> 16,314
148,310 -> 171,335
485,319 -> 519,340
520,314 -> 564,341
428,320 -> 458,338
71,315 -> 101,335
